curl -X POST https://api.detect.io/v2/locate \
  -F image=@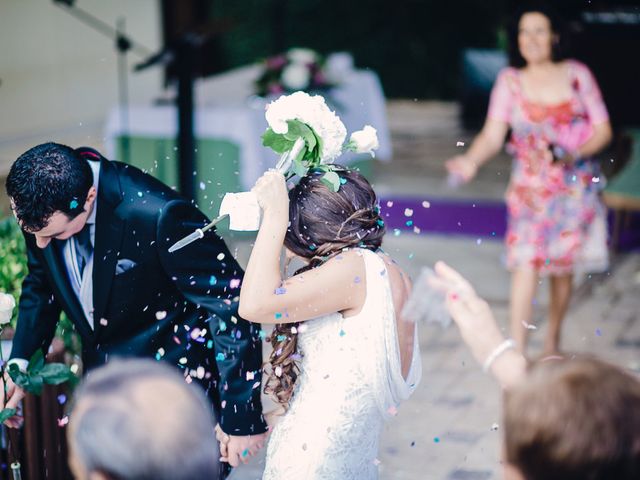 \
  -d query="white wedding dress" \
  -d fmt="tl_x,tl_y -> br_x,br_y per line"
263,249 -> 422,479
